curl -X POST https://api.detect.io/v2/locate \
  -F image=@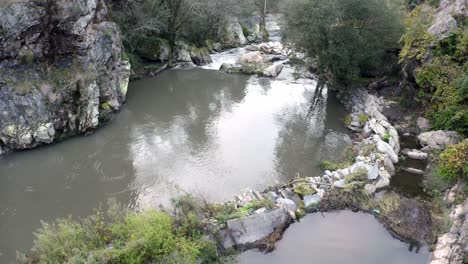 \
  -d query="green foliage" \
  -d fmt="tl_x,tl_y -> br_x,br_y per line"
399,4 -> 467,136
437,140 -> 468,180
30,201 -> 218,264
382,131 -> 391,143
283,0 -> 404,88
293,182 -> 317,197
345,168 -> 368,183
344,114 -> 352,126
359,114 -> 369,124
320,160 -> 352,171
399,5 -> 435,61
